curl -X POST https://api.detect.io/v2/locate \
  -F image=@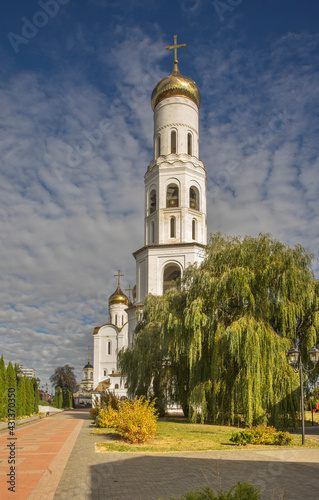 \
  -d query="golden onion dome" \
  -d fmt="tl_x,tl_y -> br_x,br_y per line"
109,286 -> 129,306
151,62 -> 201,111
